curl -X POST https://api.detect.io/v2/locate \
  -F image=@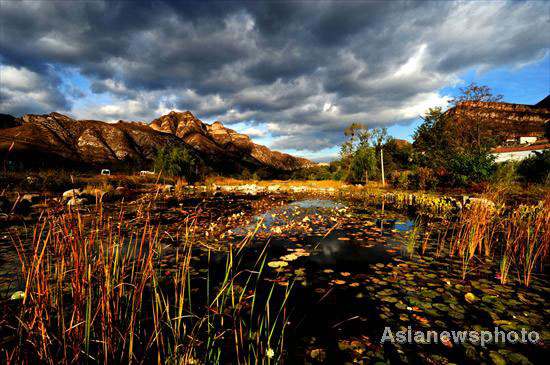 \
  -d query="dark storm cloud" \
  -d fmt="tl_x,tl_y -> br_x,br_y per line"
0,0 -> 548,152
